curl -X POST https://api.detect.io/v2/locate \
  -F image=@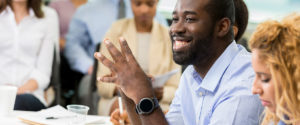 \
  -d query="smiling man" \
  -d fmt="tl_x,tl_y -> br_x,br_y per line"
94,0 -> 264,124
